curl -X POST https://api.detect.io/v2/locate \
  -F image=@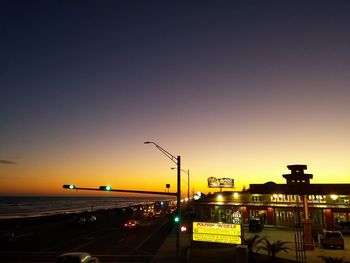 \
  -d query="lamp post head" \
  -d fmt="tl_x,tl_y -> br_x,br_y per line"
144,141 -> 151,144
